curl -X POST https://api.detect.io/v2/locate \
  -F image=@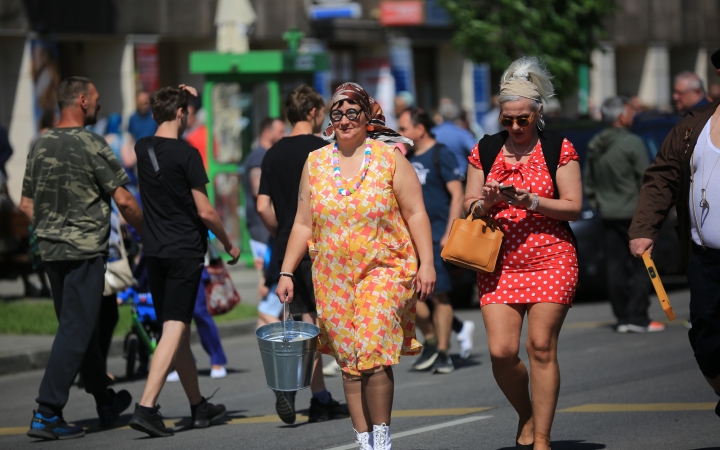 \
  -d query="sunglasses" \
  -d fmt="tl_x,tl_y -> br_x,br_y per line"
330,108 -> 361,122
498,111 -> 536,128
